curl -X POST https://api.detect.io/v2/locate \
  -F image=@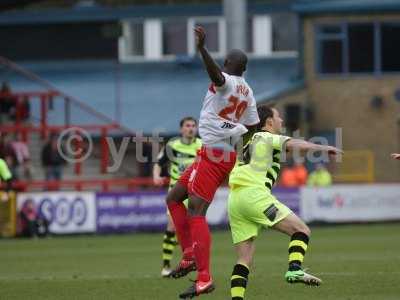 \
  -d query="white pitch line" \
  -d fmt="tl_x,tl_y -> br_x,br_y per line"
318,271 -> 400,276
0,273 -> 159,281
